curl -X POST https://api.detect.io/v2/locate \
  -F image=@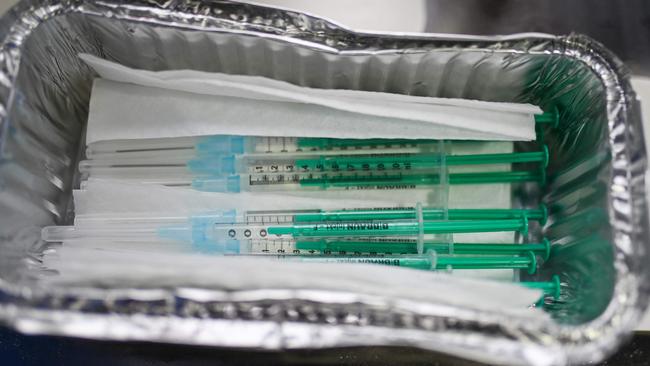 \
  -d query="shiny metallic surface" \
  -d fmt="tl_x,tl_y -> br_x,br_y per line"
0,1 -> 647,365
